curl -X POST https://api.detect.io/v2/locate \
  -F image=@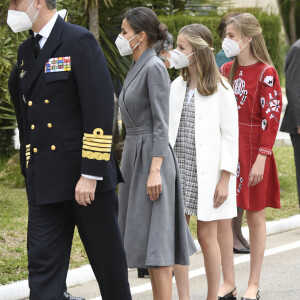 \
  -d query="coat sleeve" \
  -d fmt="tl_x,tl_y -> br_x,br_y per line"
72,31 -> 114,177
147,61 -> 170,157
17,47 -> 32,175
219,81 -> 239,175
285,45 -> 300,129
8,63 -> 26,177
258,67 -> 282,156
